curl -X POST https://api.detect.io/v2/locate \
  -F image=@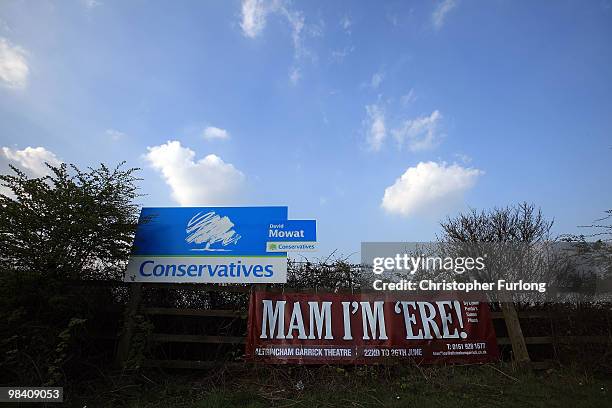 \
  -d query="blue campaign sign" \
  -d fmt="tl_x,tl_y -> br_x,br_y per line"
132,206 -> 288,256
266,219 -> 318,252
268,220 -> 317,242
125,206 -> 290,284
